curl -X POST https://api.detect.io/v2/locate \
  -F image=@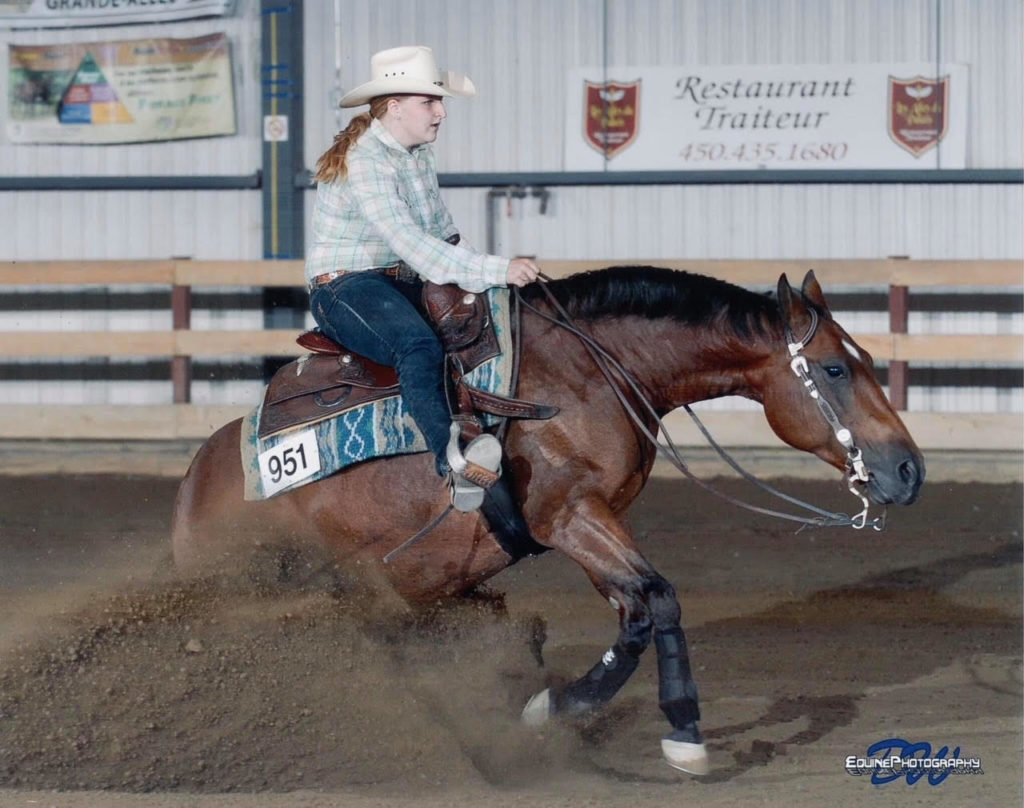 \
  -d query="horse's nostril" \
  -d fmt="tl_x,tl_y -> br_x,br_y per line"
898,458 -> 917,484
